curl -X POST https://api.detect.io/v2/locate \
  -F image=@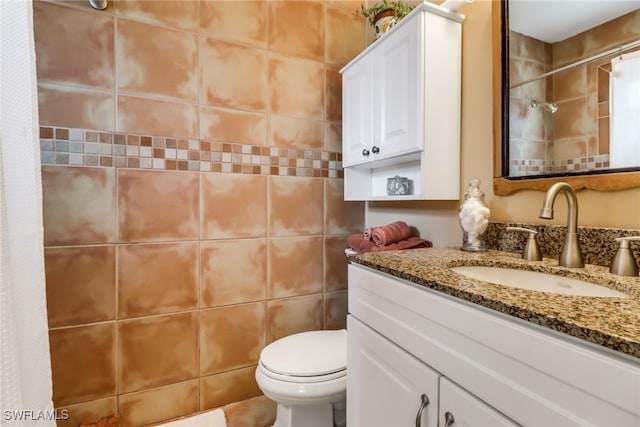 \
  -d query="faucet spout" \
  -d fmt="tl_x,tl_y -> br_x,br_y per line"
538,182 -> 584,268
